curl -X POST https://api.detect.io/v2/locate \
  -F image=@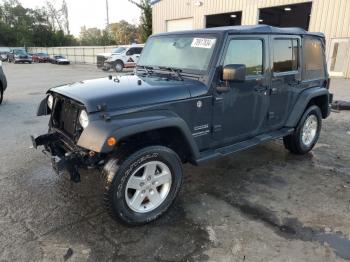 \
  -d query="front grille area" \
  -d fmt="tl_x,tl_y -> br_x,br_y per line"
97,55 -> 107,68
51,96 -> 81,139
